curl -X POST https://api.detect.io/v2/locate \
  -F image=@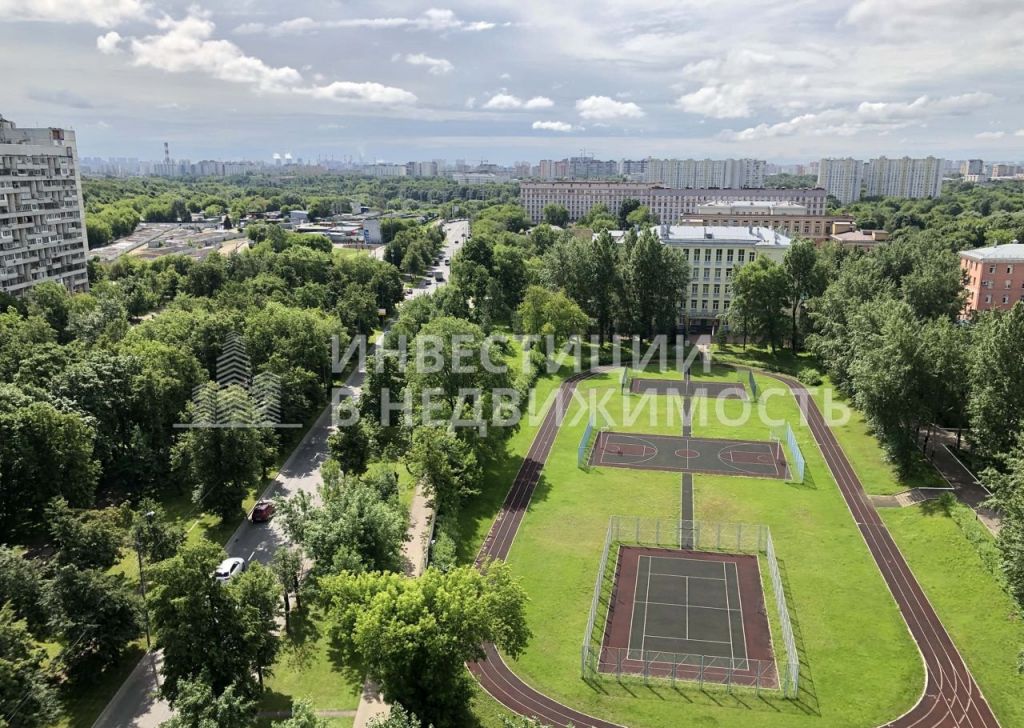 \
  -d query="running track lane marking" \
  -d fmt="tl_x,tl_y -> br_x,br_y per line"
469,366 -> 998,728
